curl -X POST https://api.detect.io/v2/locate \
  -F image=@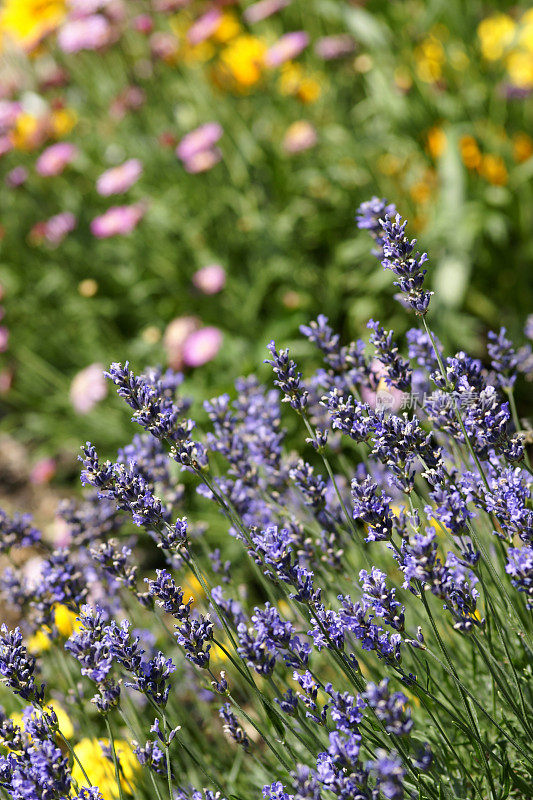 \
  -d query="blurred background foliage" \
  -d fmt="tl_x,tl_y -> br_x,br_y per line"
0,0 -> 532,477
